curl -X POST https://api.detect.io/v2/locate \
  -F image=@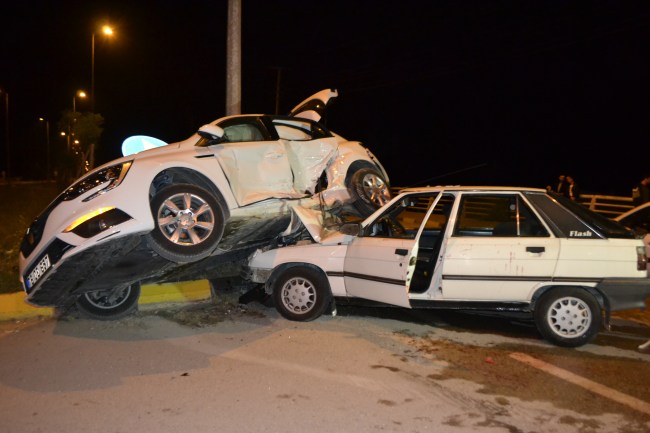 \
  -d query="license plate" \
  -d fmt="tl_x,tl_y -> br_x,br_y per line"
26,254 -> 51,289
